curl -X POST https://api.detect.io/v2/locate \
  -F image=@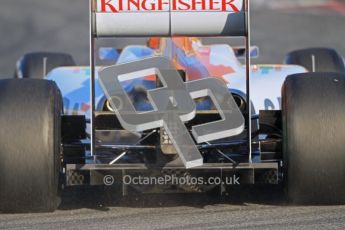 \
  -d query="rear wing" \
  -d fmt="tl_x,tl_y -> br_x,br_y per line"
93,0 -> 246,37
89,0 -> 252,162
